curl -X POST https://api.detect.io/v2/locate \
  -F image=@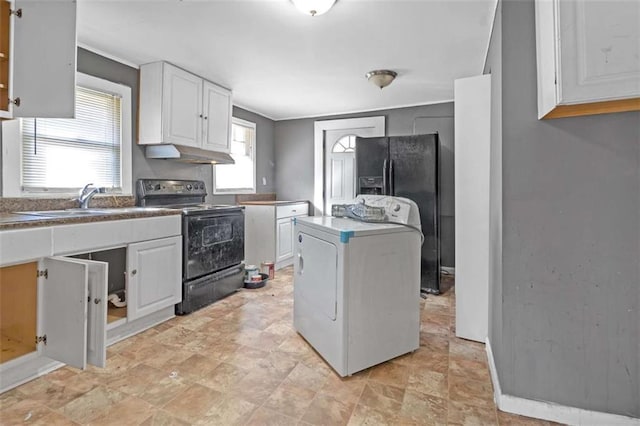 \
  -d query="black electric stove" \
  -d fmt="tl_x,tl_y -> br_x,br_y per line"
136,179 -> 245,314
